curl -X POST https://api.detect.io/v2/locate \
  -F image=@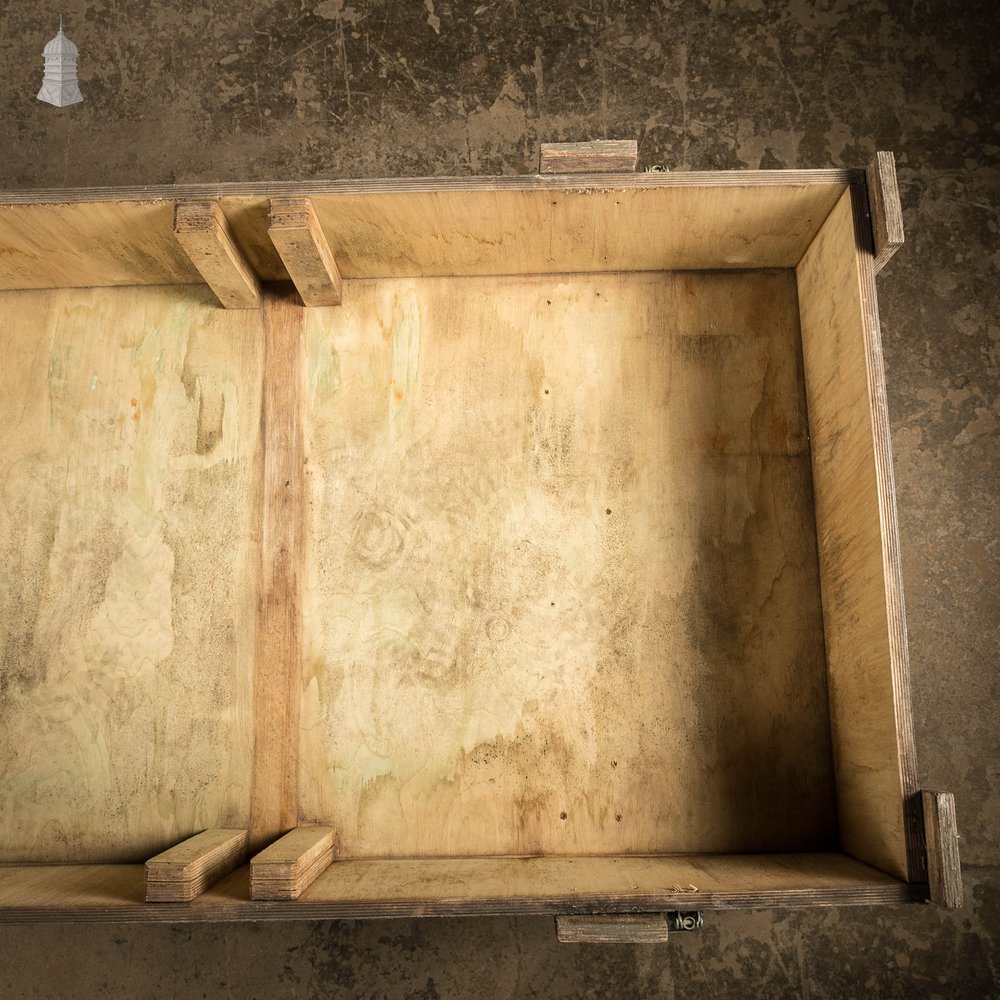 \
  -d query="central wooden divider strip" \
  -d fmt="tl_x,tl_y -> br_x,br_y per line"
250,285 -> 306,850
